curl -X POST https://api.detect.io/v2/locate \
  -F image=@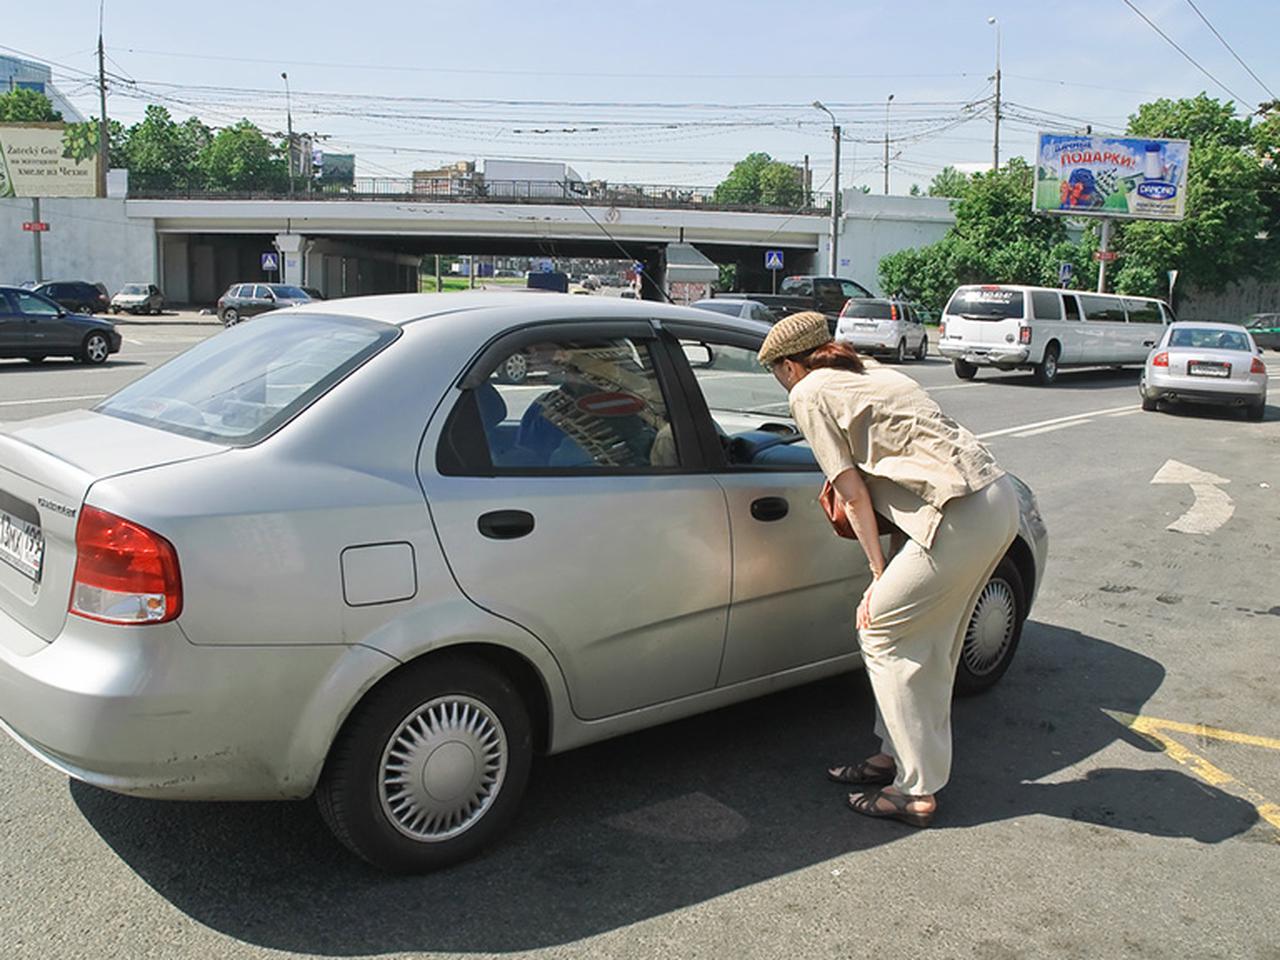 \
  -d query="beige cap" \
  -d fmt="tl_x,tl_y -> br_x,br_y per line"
757,310 -> 833,366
